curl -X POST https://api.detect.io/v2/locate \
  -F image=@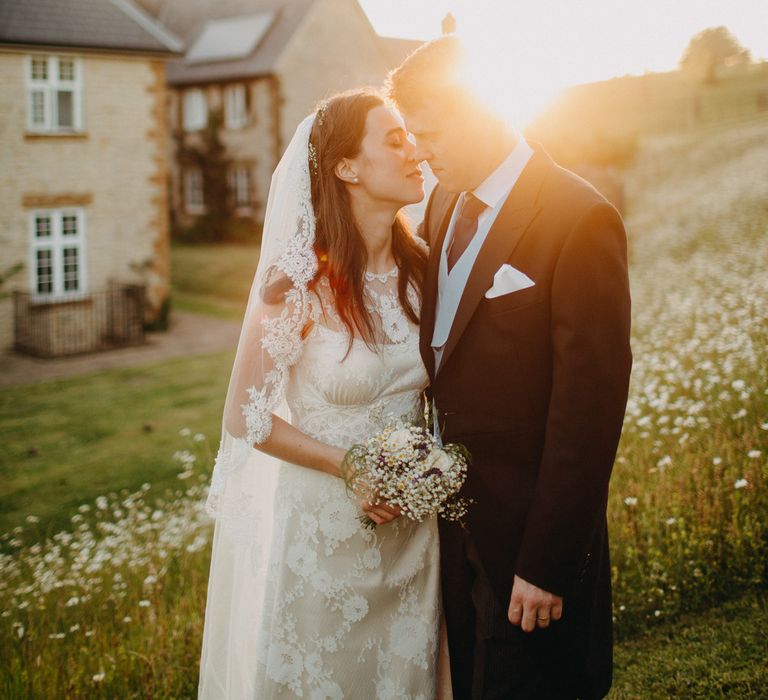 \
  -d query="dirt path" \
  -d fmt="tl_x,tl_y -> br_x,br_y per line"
0,311 -> 241,388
